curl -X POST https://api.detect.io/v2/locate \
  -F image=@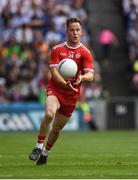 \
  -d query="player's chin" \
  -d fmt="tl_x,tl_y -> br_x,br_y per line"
72,39 -> 79,44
